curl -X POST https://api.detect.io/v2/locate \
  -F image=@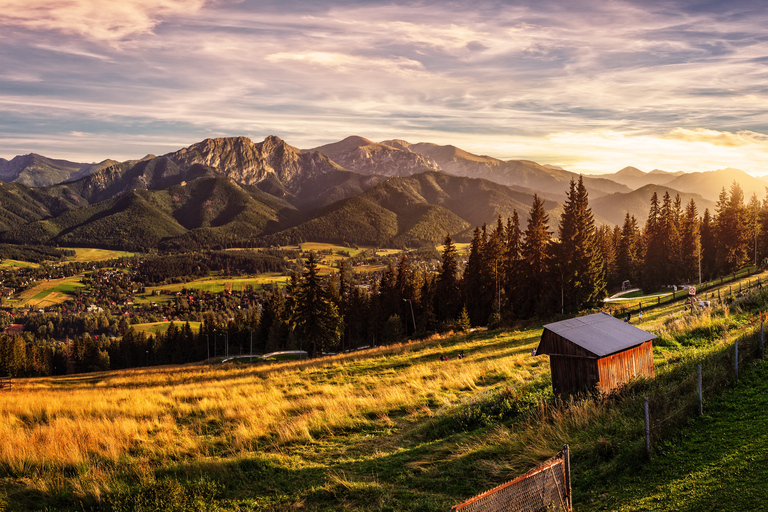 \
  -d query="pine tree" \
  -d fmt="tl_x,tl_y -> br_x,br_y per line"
463,227 -> 484,325
716,182 -> 747,273
555,177 -> 606,313
643,192 -> 666,291
746,193 -> 760,267
503,210 -> 523,319
436,234 -> 462,323
291,252 -> 341,358
519,194 -> 553,317
701,209 -> 717,280
617,213 -> 640,288
680,199 -> 700,283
